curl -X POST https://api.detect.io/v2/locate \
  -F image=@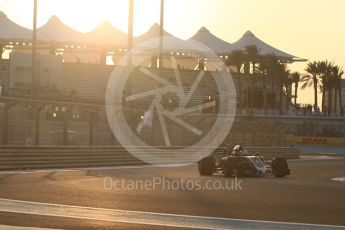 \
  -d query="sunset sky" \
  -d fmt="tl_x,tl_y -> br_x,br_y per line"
1,0 -> 344,104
